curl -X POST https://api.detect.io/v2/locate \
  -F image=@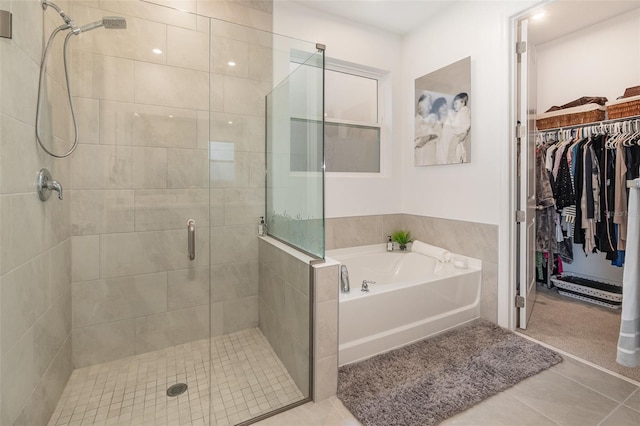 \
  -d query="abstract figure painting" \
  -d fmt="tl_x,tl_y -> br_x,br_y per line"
414,57 -> 471,166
